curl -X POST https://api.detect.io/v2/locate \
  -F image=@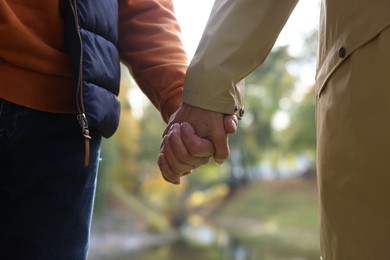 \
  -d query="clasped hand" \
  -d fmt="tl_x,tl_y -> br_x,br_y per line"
158,103 -> 237,184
